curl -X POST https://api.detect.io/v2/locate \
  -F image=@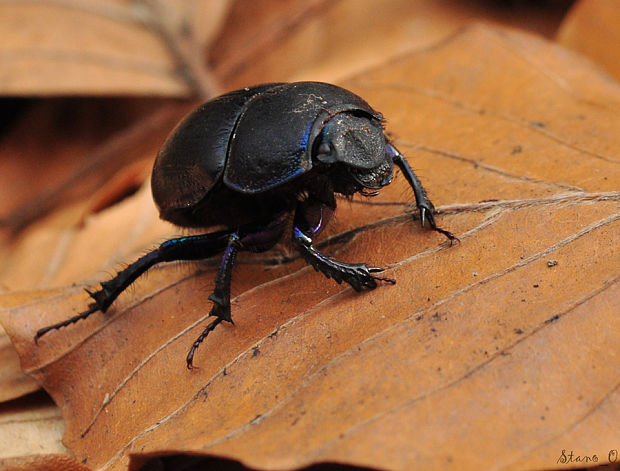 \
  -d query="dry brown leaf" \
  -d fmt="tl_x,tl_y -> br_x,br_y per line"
0,183 -> 173,292
0,168 -> 177,403
211,0 -> 573,88
0,0 -> 228,97
0,324 -> 39,401
0,455 -> 90,471
0,100 -> 188,234
0,392 -> 67,461
1,23 -> 620,471
557,0 -> 620,82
